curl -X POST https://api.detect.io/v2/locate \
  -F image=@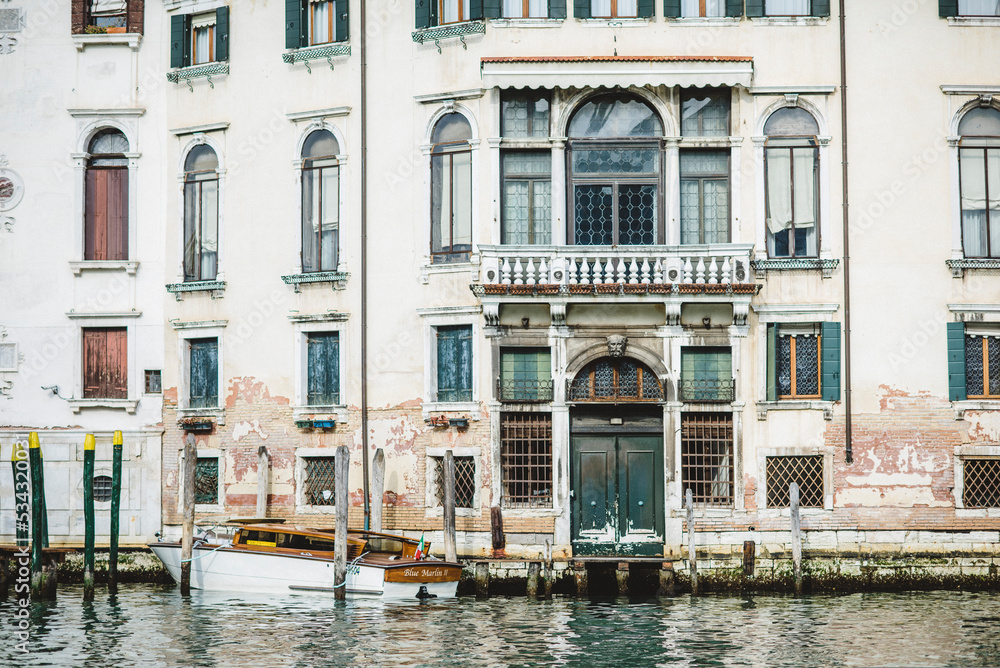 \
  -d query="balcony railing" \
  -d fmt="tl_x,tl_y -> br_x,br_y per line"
497,378 -> 554,403
478,244 -> 754,288
679,378 -> 735,403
